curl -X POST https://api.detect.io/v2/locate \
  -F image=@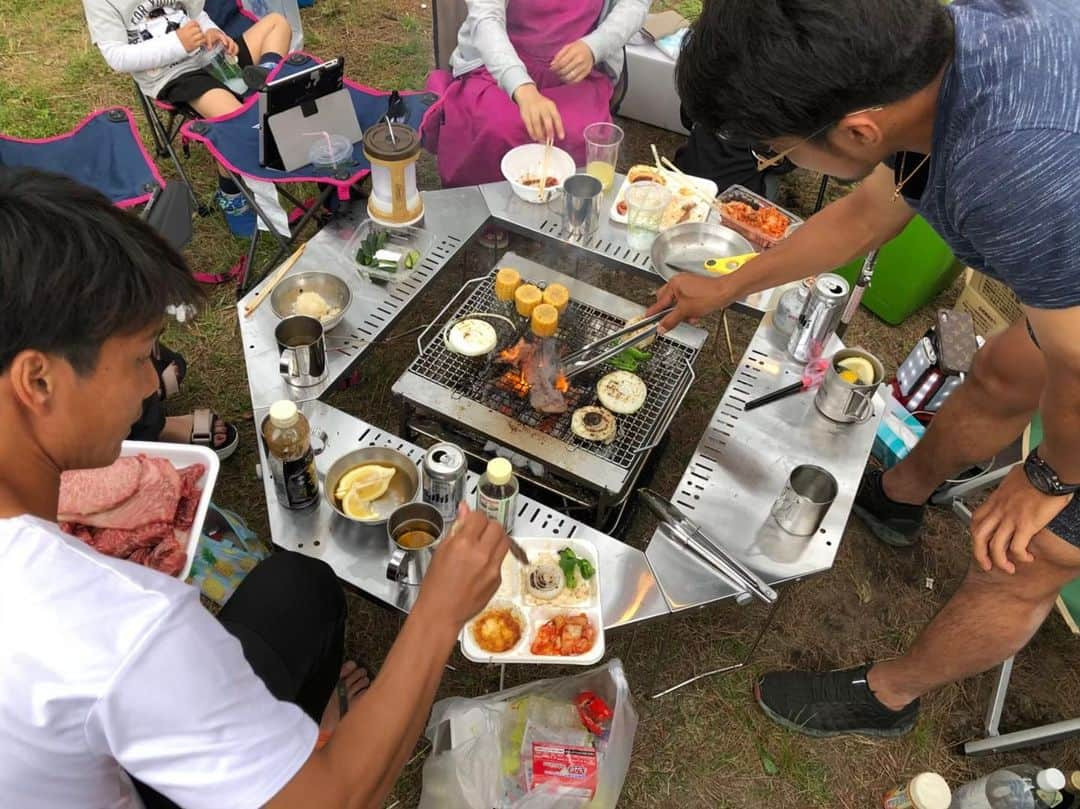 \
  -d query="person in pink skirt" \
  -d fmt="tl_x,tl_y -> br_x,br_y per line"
422,0 -> 649,189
